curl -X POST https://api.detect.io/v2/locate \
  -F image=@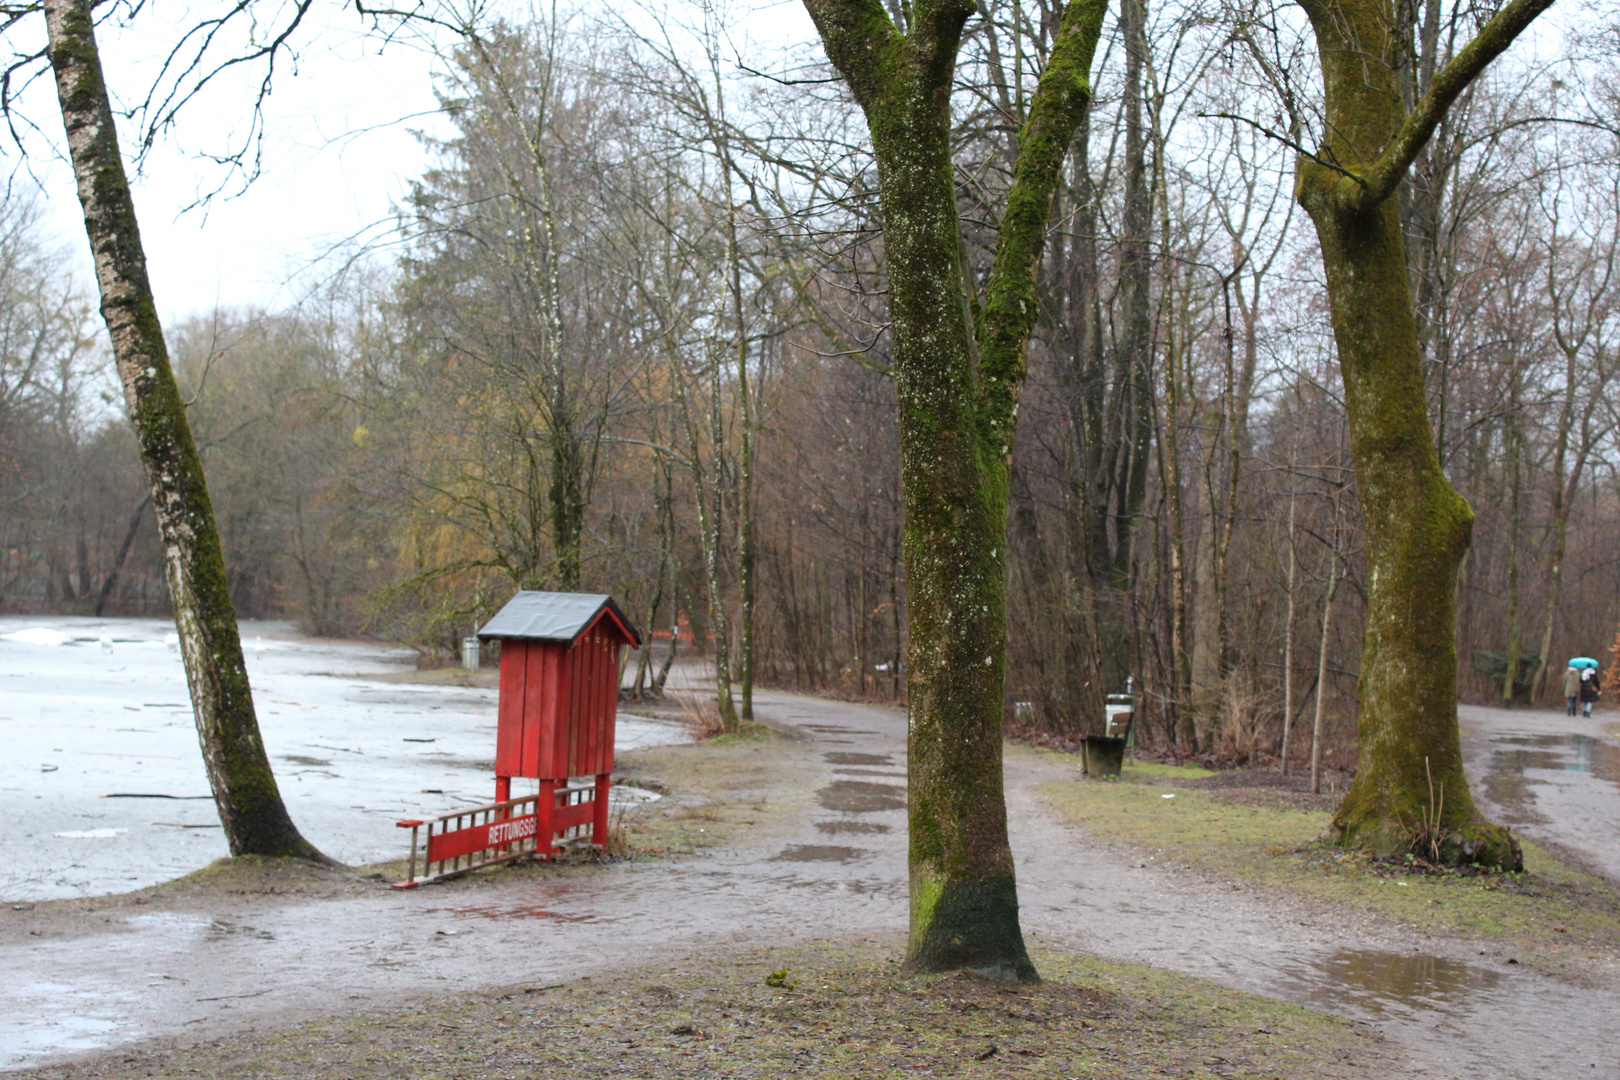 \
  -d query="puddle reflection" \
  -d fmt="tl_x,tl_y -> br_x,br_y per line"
427,905 -> 607,923
1484,733 -> 1620,825
1285,949 -> 1503,1017
817,780 -> 906,813
822,752 -> 893,766
1489,733 -> 1620,783
770,844 -> 867,864
816,820 -> 891,835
